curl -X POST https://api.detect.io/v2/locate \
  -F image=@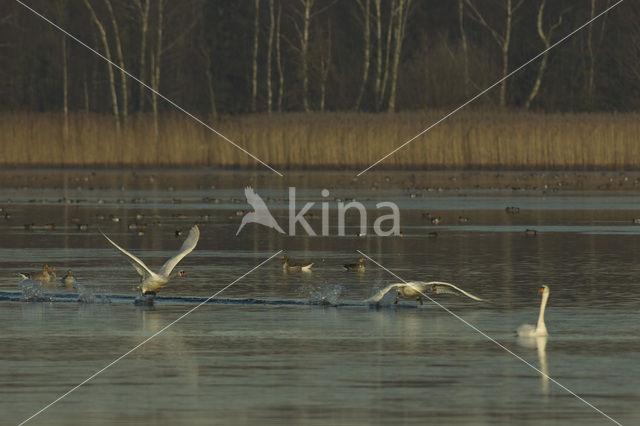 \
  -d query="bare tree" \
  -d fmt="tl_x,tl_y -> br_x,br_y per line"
354,0 -> 371,111
198,4 -> 217,122
287,0 -> 336,111
83,0 -> 120,133
293,0 -> 313,112
151,0 -> 164,137
387,0 -> 412,112
276,1 -> 284,112
61,33 -> 68,140
267,0 -> 275,113
465,0 -> 525,107
133,0 -> 150,112
319,18 -> 332,111
251,0 -> 260,112
104,0 -> 127,128
374,0 -> 396,111
524,0 -> 563,109
458,0 -> 470,96
586,0 -> 611,105
56,1 -> 68,140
